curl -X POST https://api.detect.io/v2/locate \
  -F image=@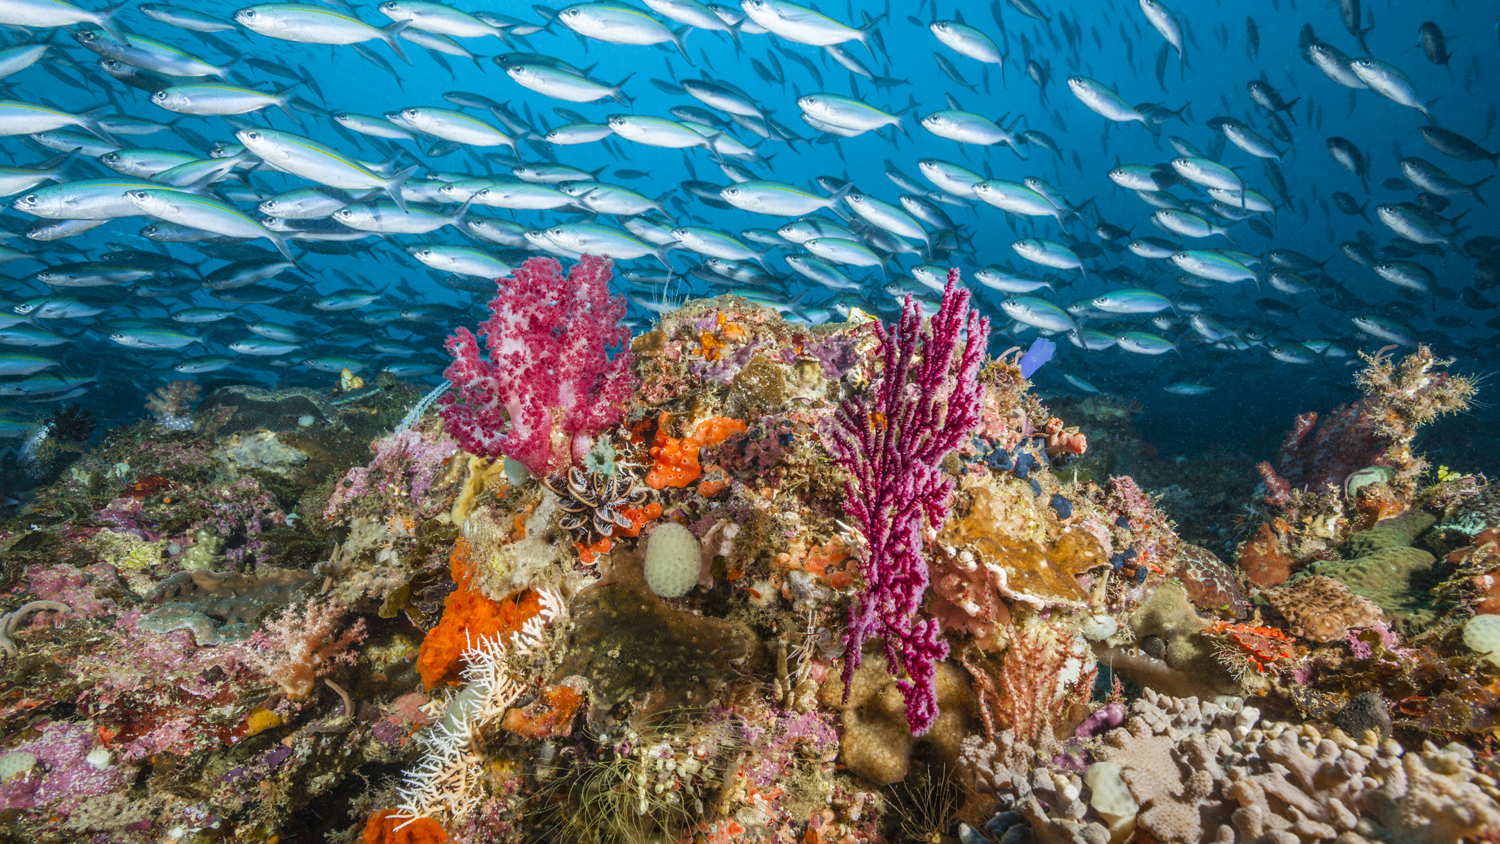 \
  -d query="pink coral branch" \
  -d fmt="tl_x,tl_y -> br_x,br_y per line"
439,255 -> 636,477
243,598 -> 366,698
